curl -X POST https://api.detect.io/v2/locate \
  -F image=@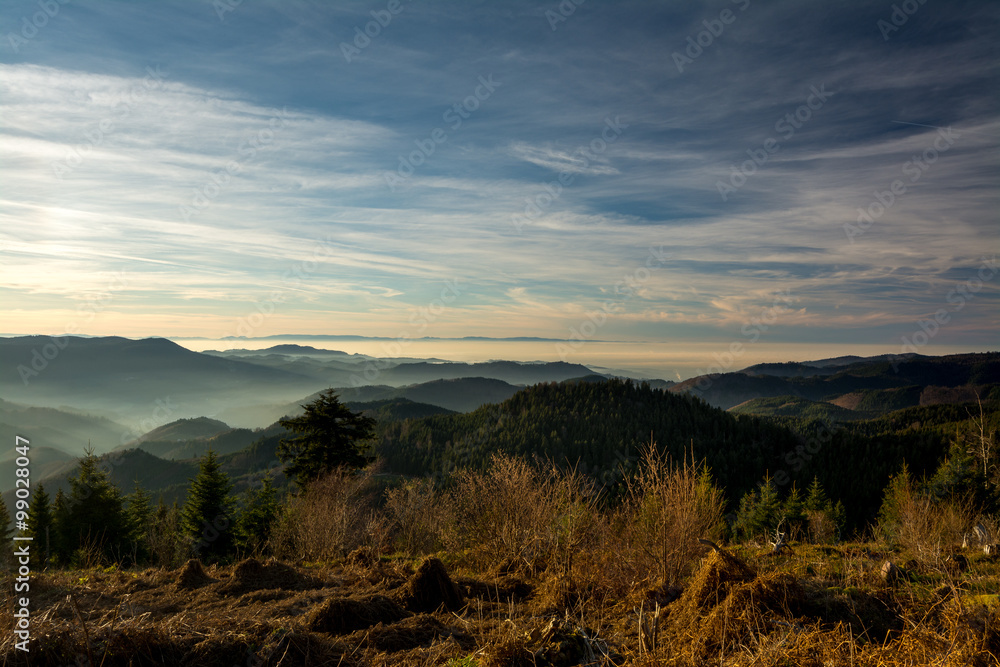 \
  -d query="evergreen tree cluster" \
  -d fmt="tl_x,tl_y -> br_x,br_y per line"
373,379 -> 989,529
2,382 -> 993,569
15,449 -> 282,568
